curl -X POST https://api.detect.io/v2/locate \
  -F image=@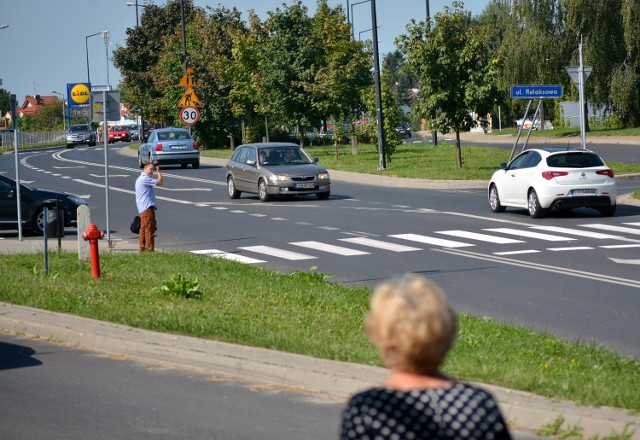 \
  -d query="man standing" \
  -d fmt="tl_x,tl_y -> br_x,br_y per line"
135,162 -> 163,252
